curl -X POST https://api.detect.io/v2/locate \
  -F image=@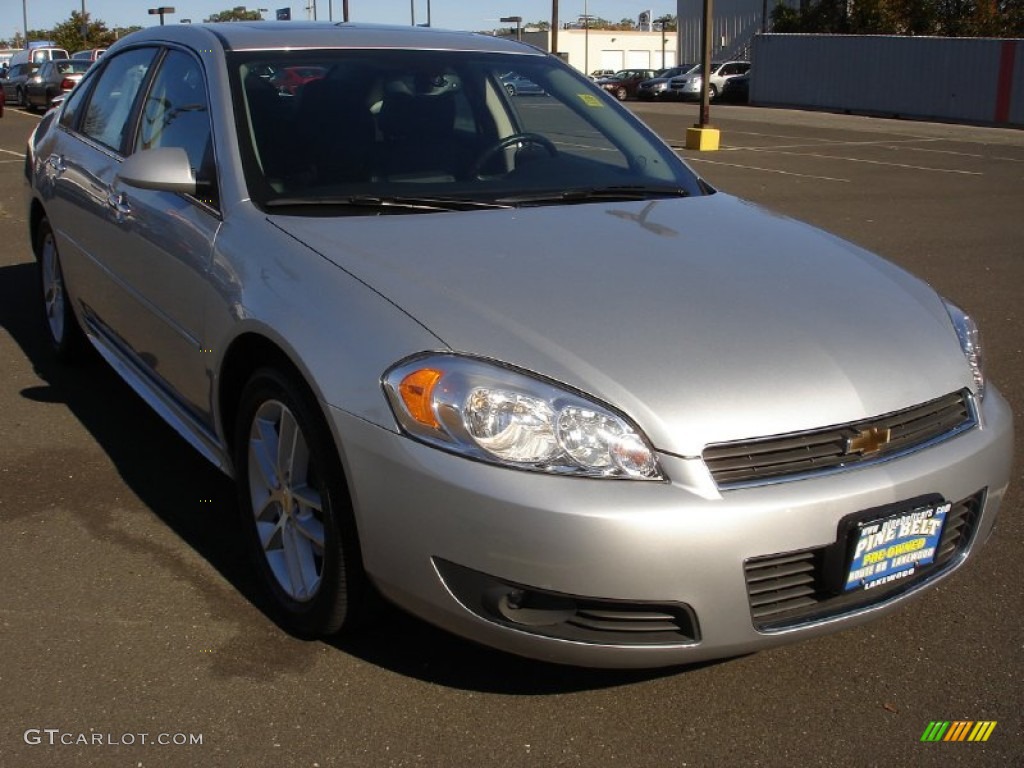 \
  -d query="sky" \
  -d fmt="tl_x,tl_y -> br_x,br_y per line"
17,1 -> 674,36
